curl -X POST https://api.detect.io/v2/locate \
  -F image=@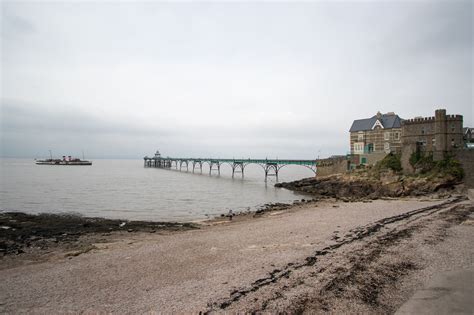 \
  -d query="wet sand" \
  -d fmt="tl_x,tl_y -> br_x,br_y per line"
0,197 -> 473,313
